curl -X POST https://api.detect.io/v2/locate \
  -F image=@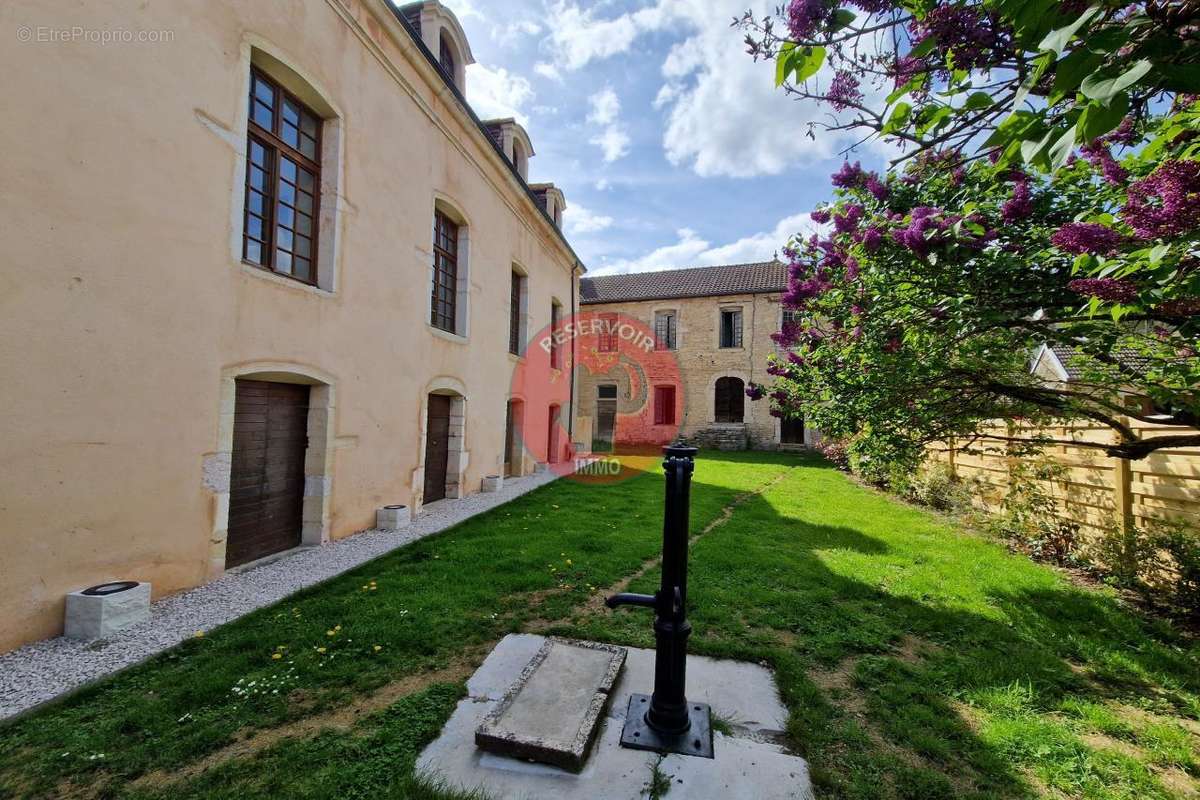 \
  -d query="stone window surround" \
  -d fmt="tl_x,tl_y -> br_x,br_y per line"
510,262 -> 531,358
230,40 -> 346,295
414,376 -> 470,513
707,371 -> 750,425
716,304 -> 745,350
649,305 -> 680,351
427,194 -> 472,343
204,361 -> 336,581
